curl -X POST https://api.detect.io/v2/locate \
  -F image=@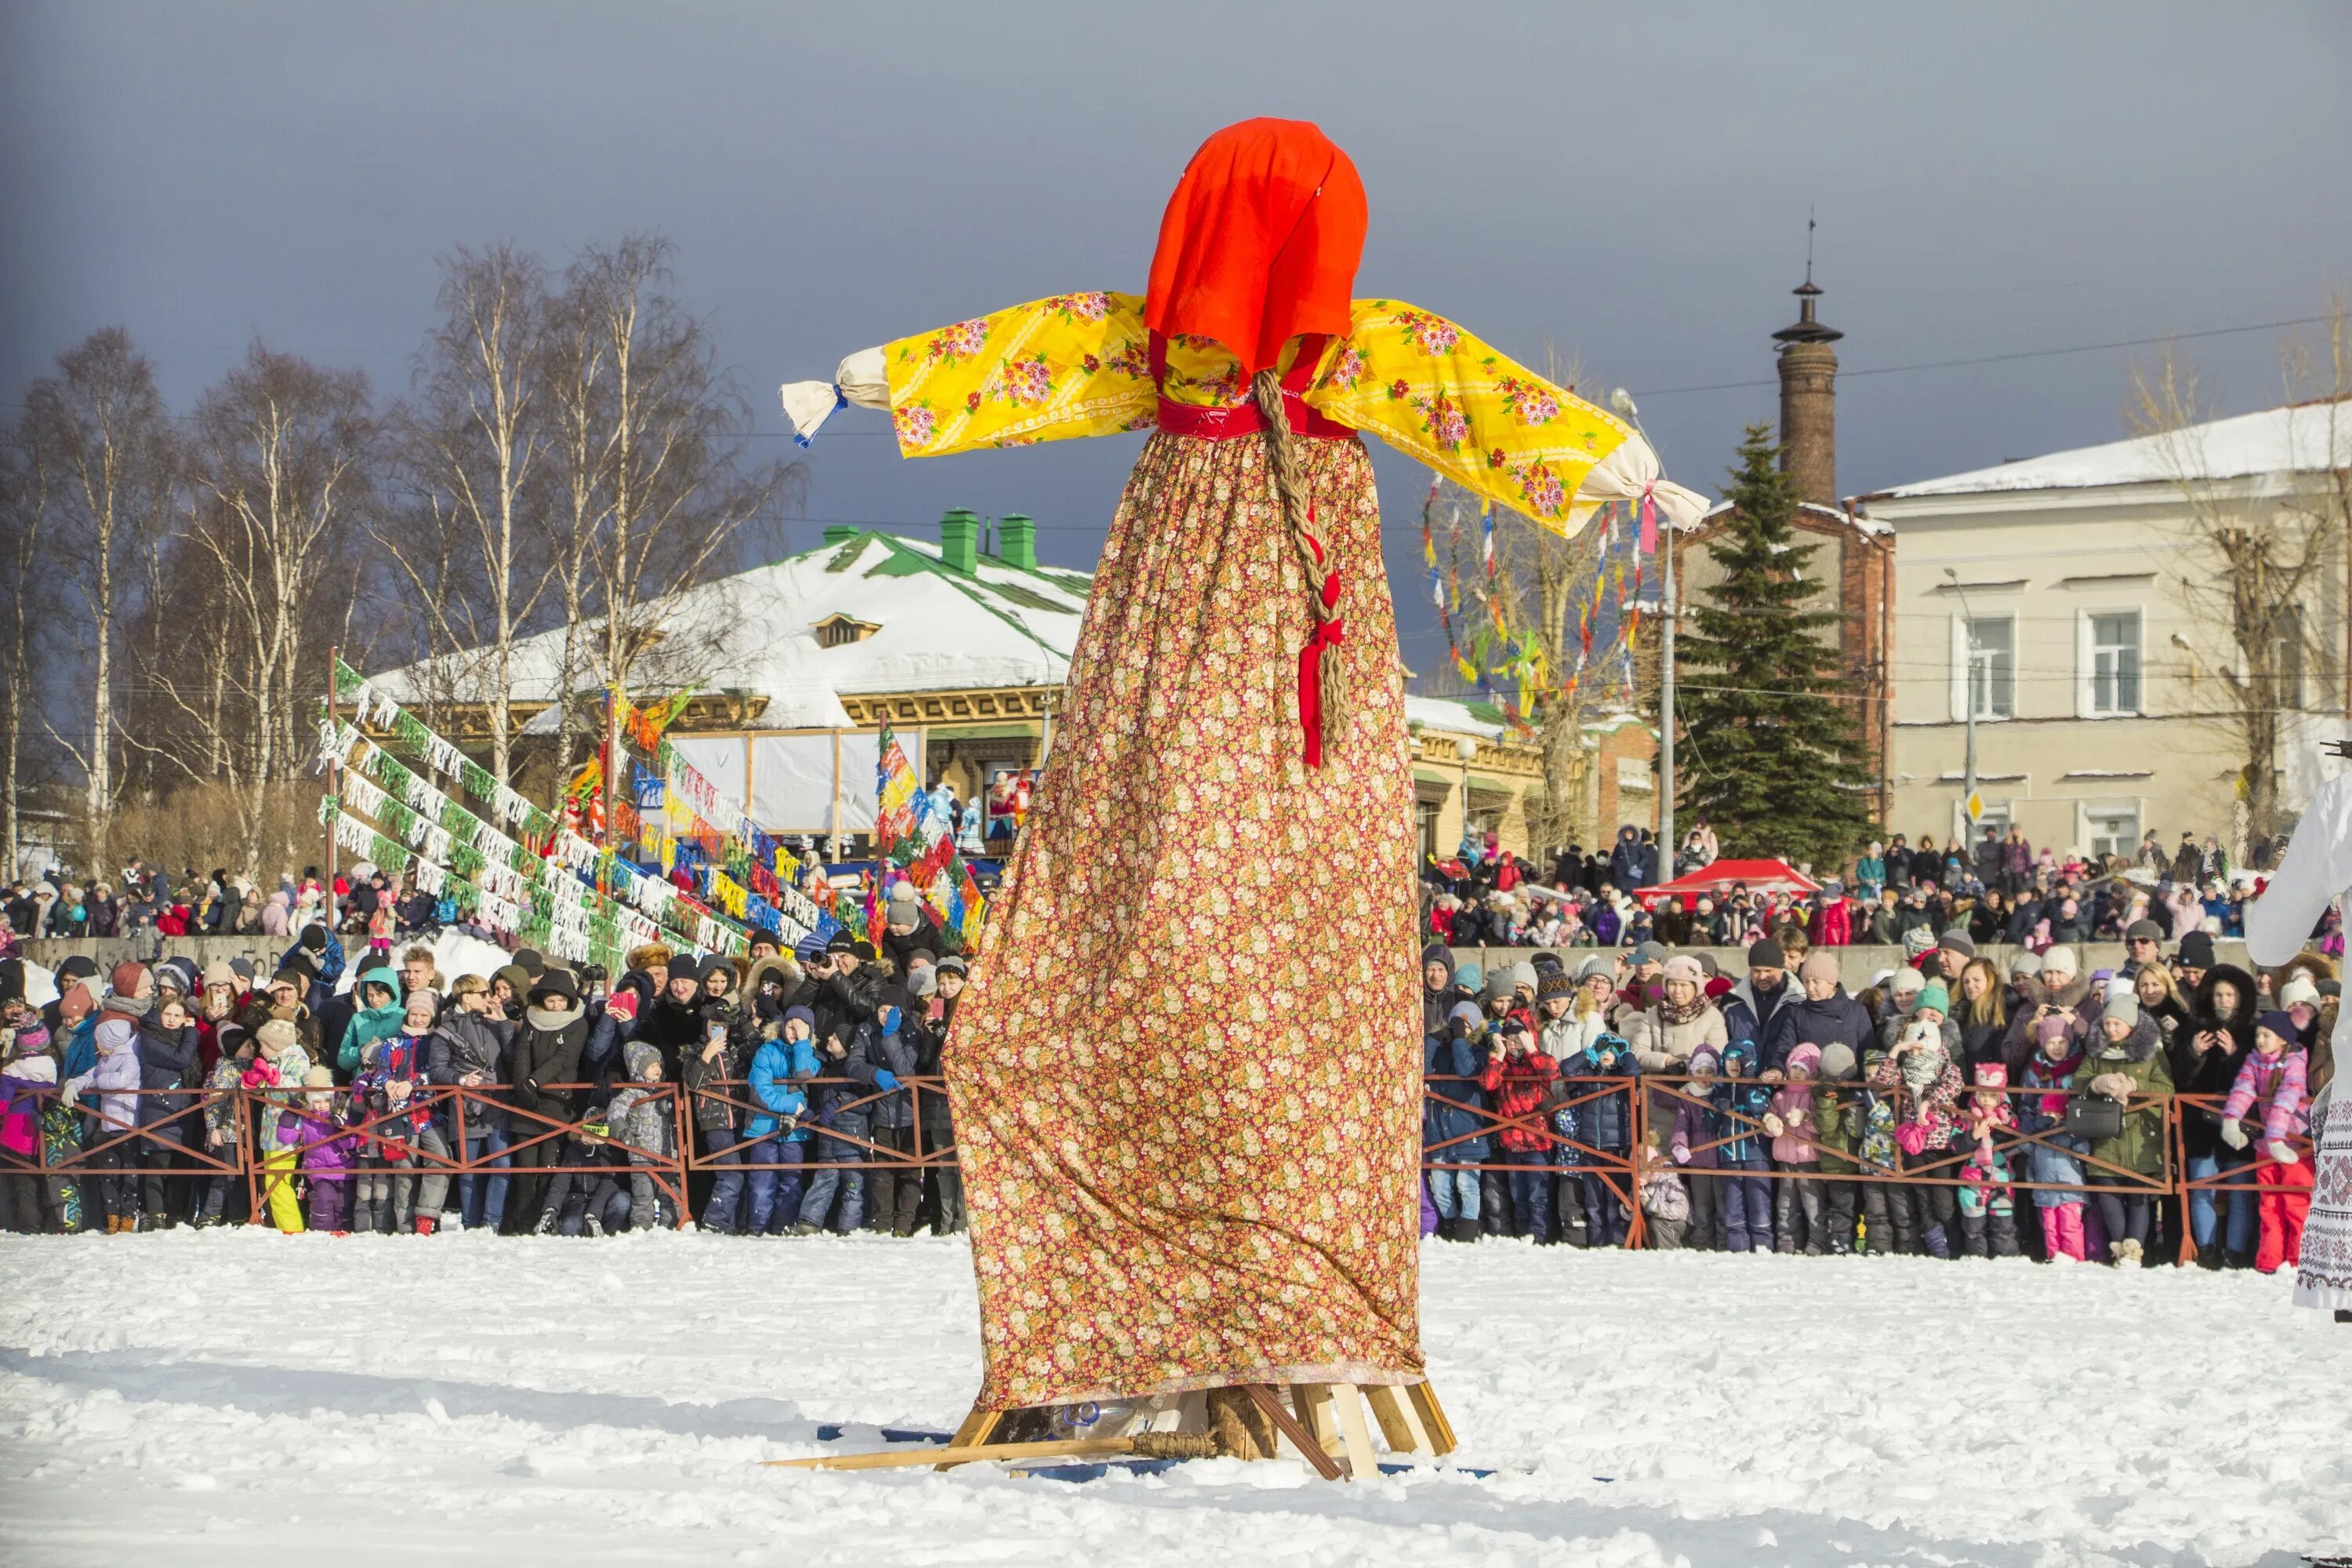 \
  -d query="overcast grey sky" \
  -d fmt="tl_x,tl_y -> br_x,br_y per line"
5,2 -> 2348,682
